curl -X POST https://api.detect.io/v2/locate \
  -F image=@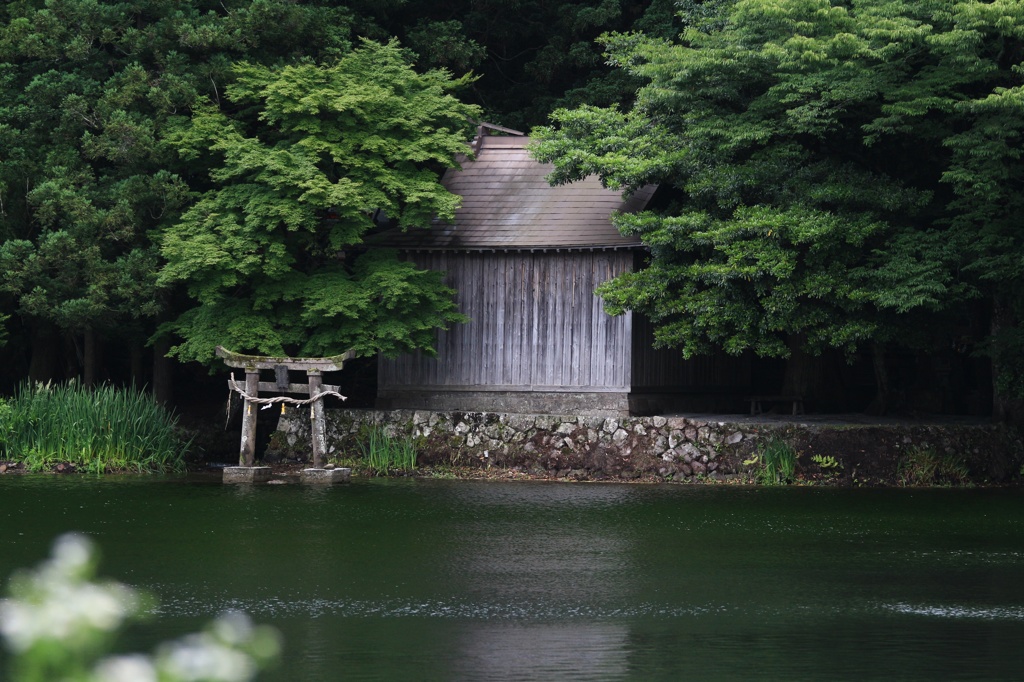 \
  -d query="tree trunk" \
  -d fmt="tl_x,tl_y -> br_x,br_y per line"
28,325 -> 59,384
130,342 -> 145,390
153,337 -> 173,405
62,333 -> 80,382
83,327 -> 98,388
991,295 -> 1006,421
870,341 -> 889,416
780,334 -> 820,398
989,294 -> 1024,424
